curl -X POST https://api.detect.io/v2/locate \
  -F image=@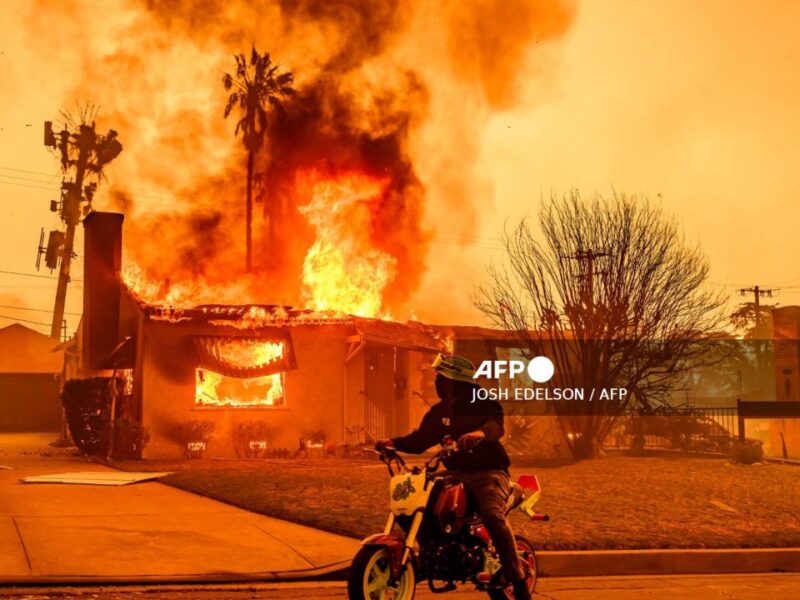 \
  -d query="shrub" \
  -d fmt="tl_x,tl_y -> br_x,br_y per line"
232,420 -> 272,458
176,420 -> 215,459
730,440 -> 764,465
113,418 -> 150,460
307,428 -> 327,445
61,377 -> 113,456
